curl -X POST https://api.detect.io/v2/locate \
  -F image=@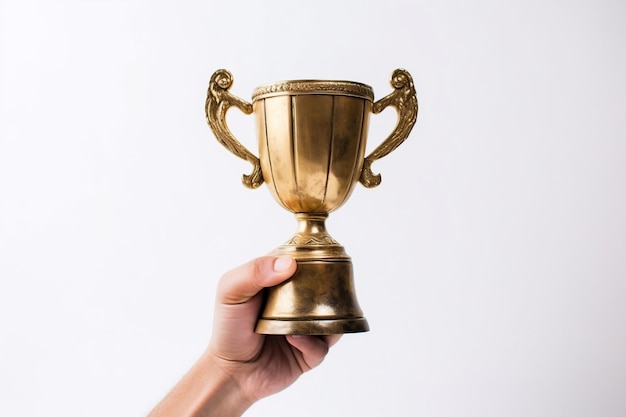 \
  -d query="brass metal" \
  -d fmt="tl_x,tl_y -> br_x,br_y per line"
205,69 -> 418,335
